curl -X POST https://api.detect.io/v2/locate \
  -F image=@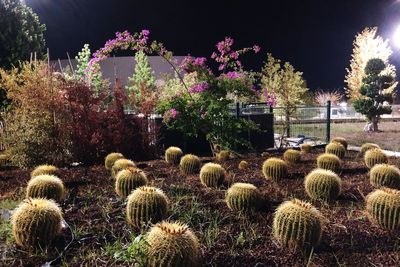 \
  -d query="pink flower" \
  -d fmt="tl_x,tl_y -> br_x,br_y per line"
170,108 -> 178,118
253,45 -> 261,53
189,81 -> 209,93
226,71 -> 242,79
